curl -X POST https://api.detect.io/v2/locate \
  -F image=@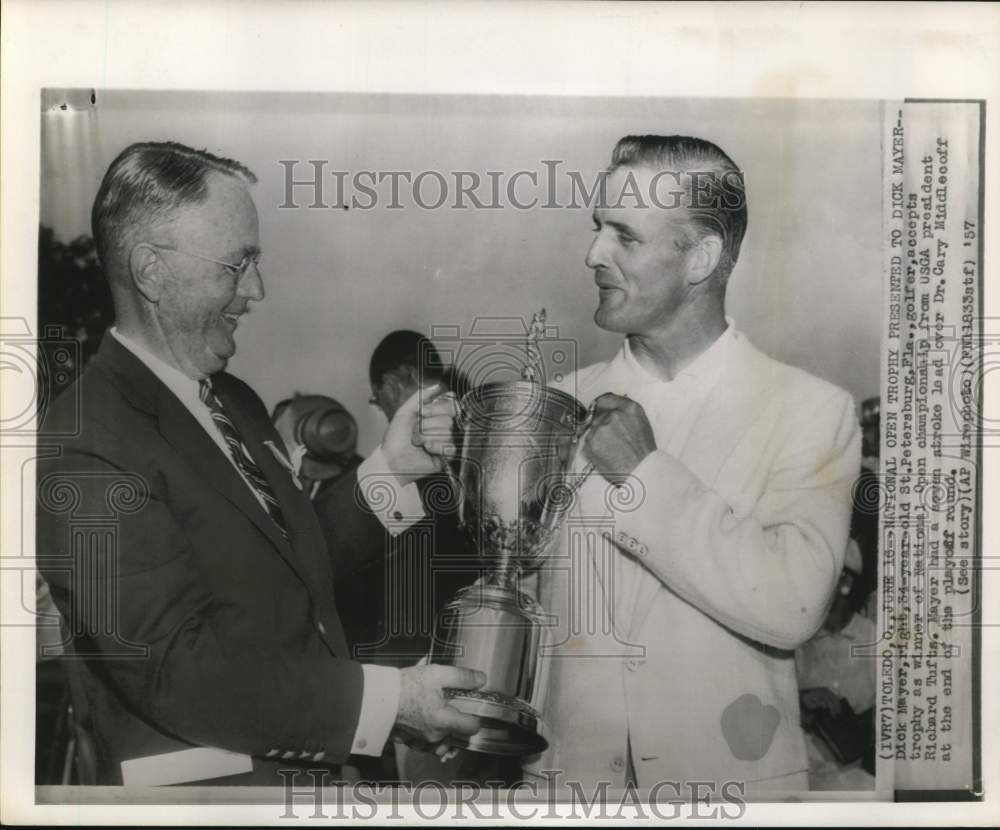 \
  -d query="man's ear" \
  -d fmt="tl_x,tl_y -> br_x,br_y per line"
128,243 -> 168,303
685,235 -> 723,286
